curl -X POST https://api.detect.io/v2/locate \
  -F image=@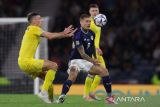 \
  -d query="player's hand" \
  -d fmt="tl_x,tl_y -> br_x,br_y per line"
96,48 -> 103,55
63,25 -> 77,37
93,59 -> 101,66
